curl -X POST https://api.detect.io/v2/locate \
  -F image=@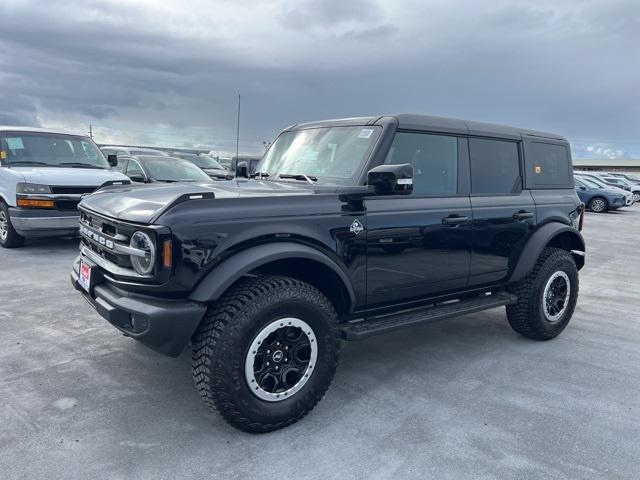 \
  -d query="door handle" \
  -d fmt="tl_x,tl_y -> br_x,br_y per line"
442,215 -> 469,226
513,211 -> 534,220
